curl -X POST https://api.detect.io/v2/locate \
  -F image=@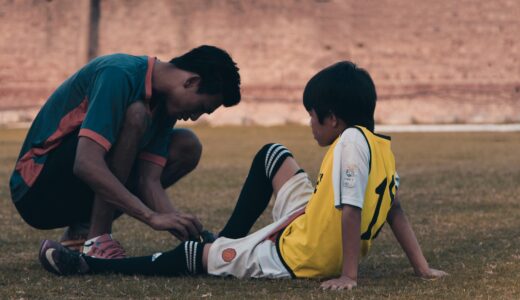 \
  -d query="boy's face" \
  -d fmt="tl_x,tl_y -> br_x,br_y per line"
309,109 -> 340,146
